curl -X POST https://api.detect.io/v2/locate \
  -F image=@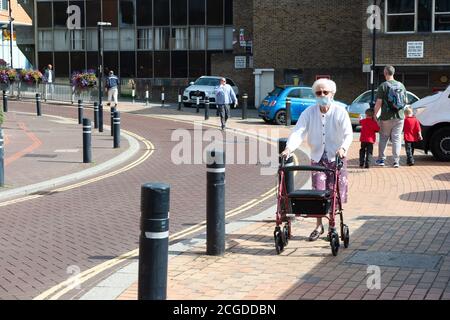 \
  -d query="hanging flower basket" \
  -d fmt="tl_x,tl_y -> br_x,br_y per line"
0,67 -> 17,90
20,69 -> 43,85
71,70 -> 97,91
